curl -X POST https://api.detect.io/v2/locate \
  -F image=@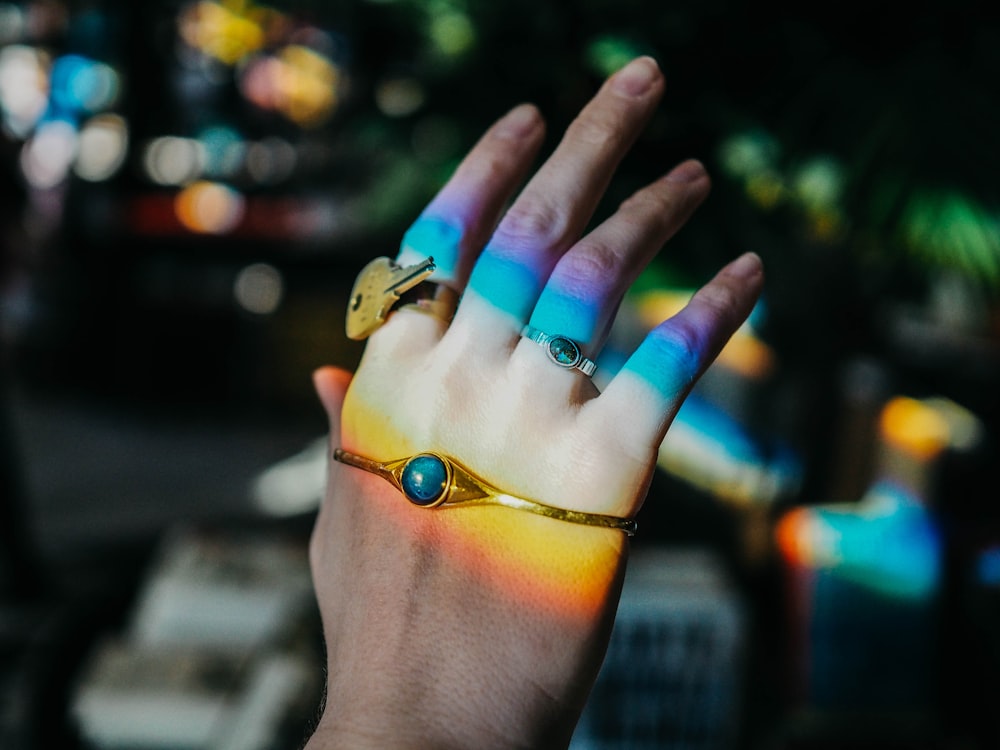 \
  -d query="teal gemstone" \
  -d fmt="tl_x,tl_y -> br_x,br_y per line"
548,336 -> 580,367
401,454 -> 447,506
